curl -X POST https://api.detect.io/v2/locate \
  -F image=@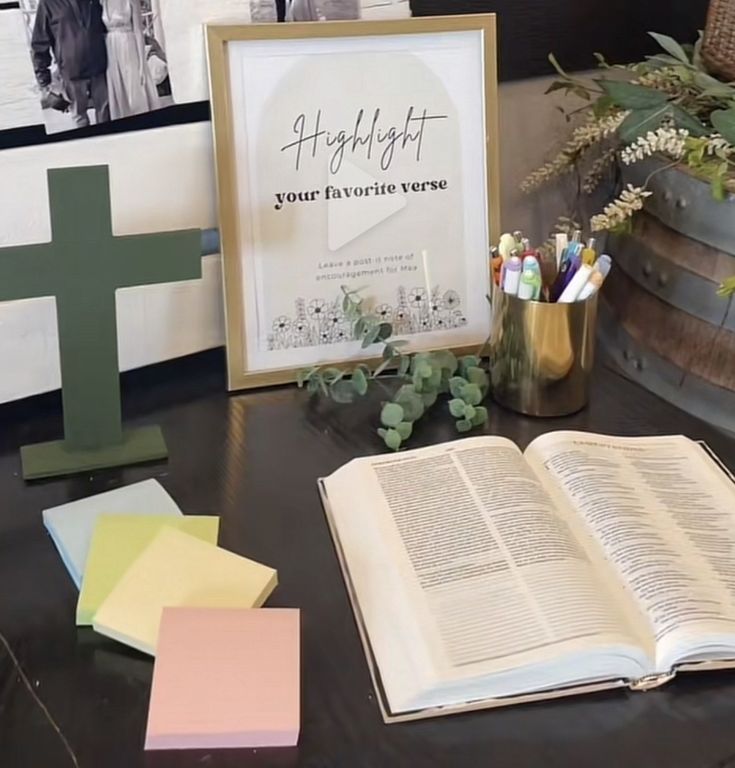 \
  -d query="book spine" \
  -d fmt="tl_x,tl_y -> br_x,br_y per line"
628,671 -> 676,691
